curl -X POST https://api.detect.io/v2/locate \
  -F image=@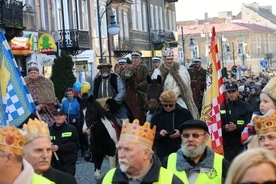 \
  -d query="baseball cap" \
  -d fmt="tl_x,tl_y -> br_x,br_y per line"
225,83 -> 238,92
53,108 -> 66,115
